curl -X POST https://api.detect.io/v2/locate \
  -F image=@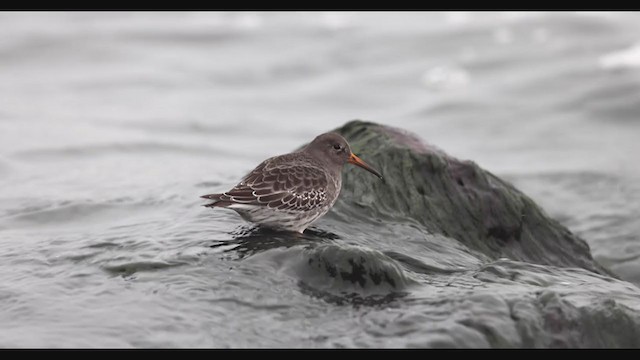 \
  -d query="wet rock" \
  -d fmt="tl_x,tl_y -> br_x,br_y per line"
248,242 -> 414,299
334,120 -> 611,276
298,243 -> 413,293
